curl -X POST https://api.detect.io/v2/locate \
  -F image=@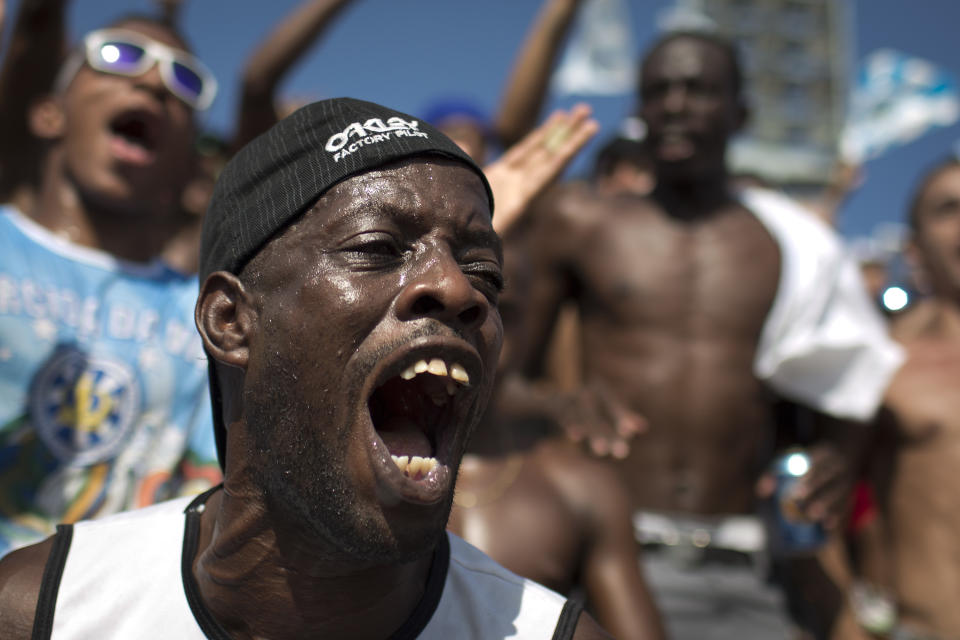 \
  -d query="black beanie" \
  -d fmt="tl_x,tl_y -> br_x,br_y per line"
199,97 -> 494,469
